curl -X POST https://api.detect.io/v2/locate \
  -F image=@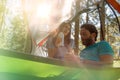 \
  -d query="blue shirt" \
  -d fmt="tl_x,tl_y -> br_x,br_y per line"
80,41 -> 114,61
